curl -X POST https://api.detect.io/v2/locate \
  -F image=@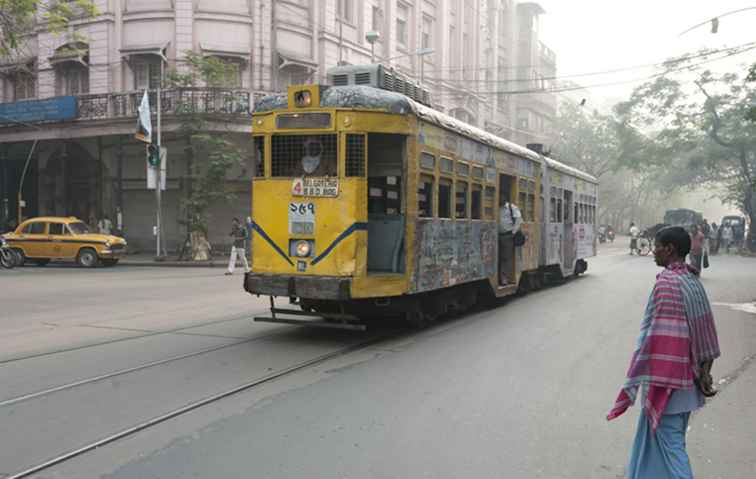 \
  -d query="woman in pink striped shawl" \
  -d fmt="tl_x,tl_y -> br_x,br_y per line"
608,226 -> 720,479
